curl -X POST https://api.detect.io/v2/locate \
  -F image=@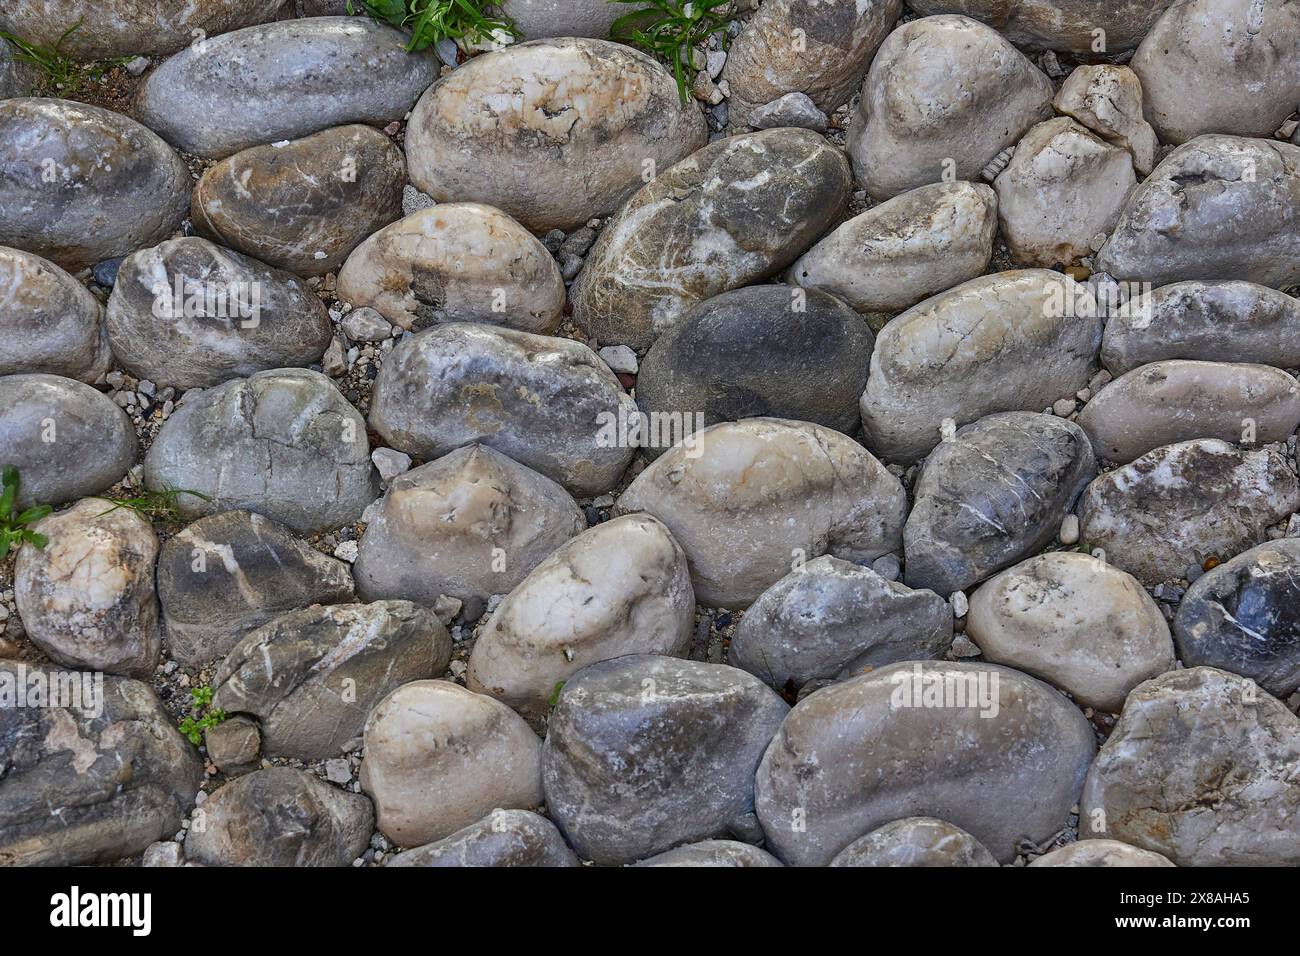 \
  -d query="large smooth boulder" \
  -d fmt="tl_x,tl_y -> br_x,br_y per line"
353,444 -> 584,607
543,656 -> 789,866
0,98 -> 189,271
905,0 -> 1173,54
368,324 -> 635,497
572,128 -> 851,350
134,17 -> 438,159
0,374 -> 138,508
192,125 -> 406,278
860,271 -> 1102,464
405,38 -> 706,233
0,248 -> 110,382
1096,136 -> 1300,290
829,818 -> 999,867
143,369 -> 379,534
0,665 -> 203,866
755,661 -> 1096,865
388,809 -> 579,867
615,419 -> 908,608
337,204 -> 564,334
